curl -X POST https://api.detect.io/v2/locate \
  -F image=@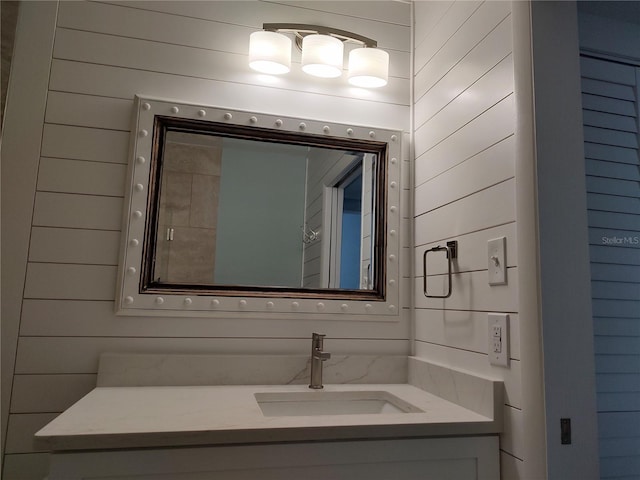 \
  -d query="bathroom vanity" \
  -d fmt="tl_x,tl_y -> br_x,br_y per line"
43,437 -> 499,479
36,354 -> 503,479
